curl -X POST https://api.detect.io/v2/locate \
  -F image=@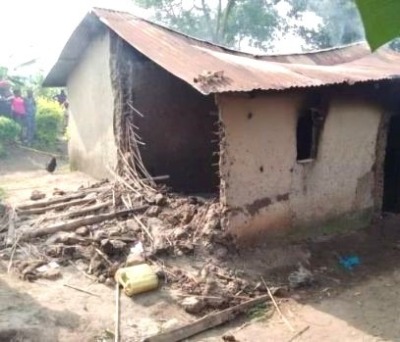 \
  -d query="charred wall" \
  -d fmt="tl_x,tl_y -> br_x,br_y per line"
110,34 -> 219,194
